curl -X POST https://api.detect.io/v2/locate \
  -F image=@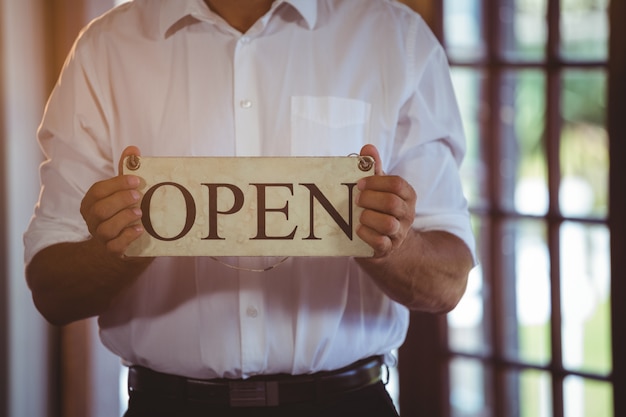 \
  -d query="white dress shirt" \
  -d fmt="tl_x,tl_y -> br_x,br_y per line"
24,0 -> 475,379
